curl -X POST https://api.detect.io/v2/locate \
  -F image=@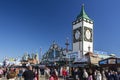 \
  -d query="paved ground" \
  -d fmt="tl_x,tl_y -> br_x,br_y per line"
2,76 -> 64,80
40,76 -> 64,80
